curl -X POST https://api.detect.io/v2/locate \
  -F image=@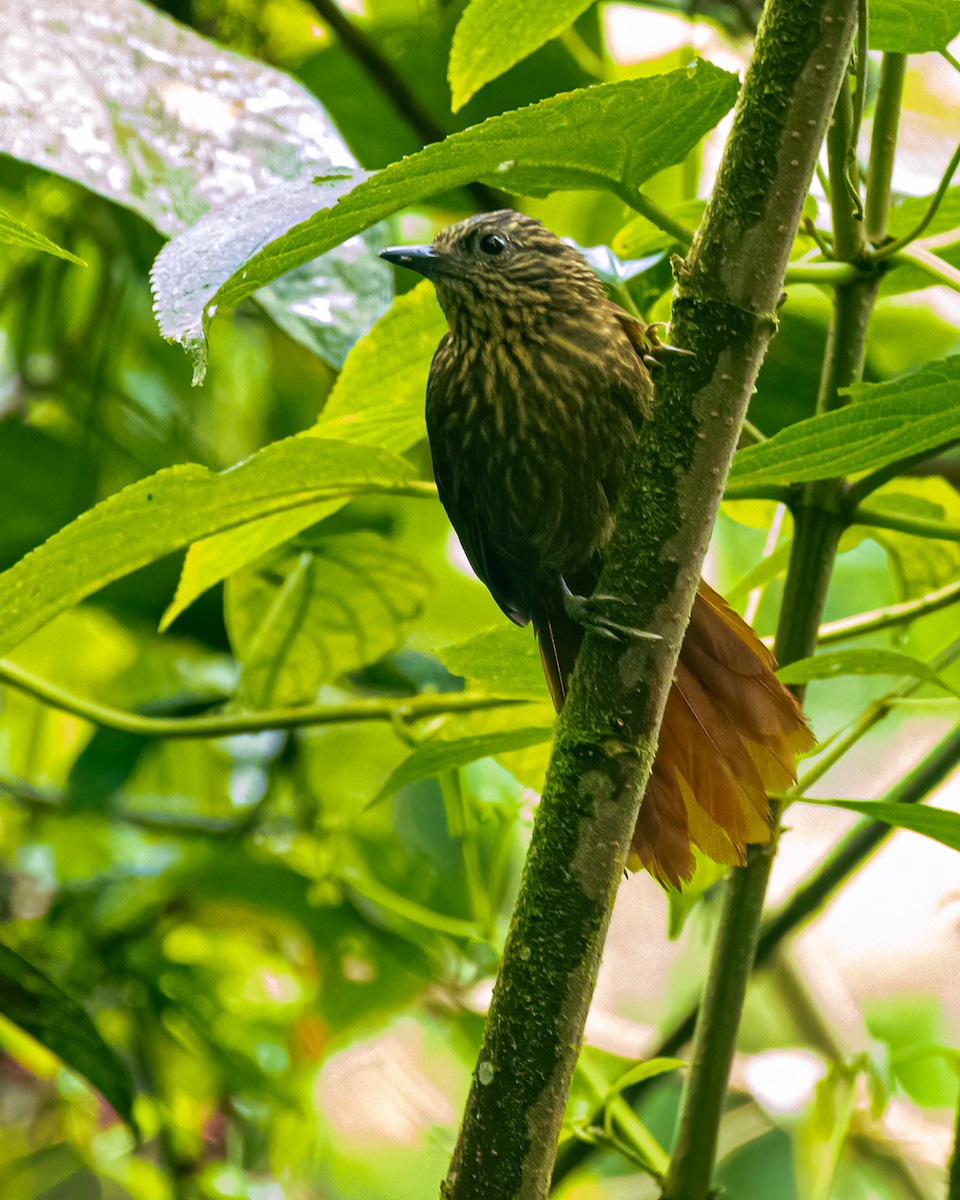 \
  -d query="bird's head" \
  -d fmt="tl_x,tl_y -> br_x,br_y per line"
380,210 -> 607,339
